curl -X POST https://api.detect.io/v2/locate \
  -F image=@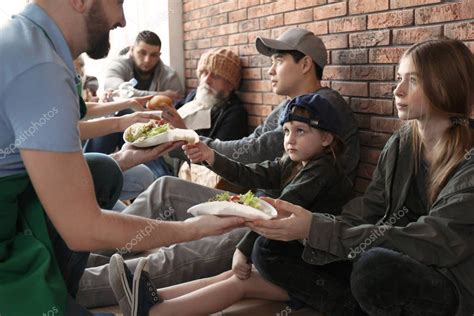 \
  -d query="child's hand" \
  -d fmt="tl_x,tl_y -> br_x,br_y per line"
182,143 -> 215,165
232,249 -> 251,280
